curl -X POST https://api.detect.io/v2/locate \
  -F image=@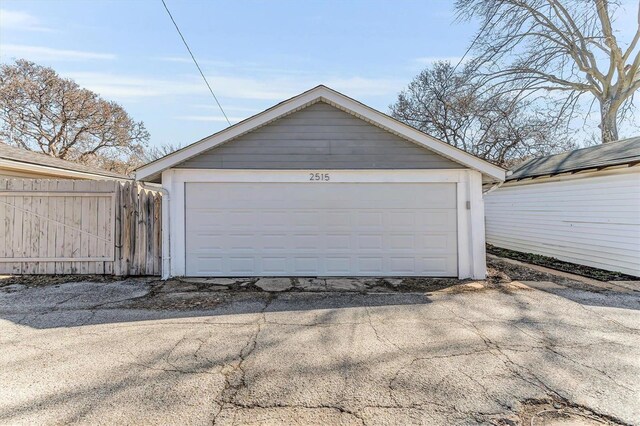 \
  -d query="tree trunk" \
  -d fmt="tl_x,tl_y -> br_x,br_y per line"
599,99 -> 619,143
